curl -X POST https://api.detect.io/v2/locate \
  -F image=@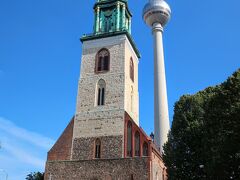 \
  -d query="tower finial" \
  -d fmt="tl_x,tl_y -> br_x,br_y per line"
93,0 -> 132,35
